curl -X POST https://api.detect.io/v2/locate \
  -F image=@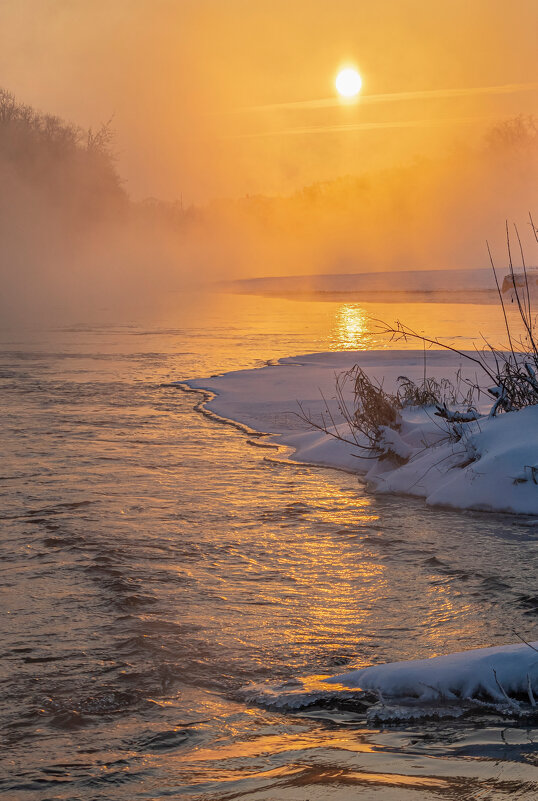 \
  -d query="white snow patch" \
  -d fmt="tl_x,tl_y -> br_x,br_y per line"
184,349 -> 538,515
239,641 -> 538,722
364,402 -> 538,514
325,641 -> 538,719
